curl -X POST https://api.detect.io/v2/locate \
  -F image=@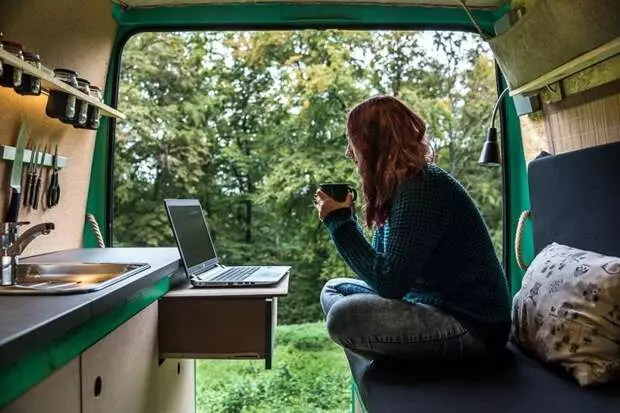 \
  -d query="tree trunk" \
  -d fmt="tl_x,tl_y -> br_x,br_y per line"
244,169 -> 253,243
244,198 -> 252,243
449,135 -> 457,178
